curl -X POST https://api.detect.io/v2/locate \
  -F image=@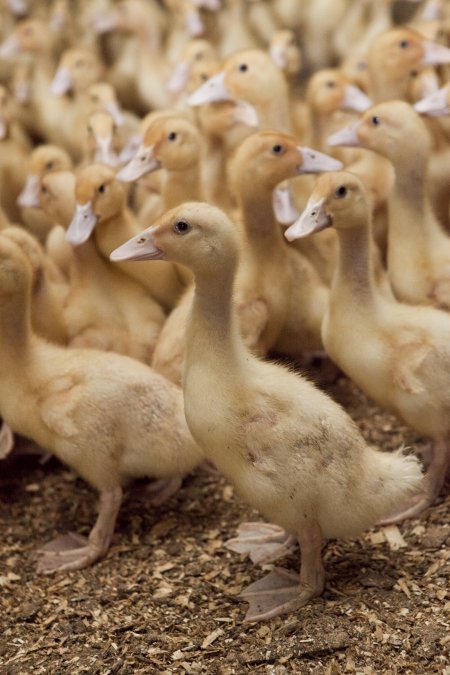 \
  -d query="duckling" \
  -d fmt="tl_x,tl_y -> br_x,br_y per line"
367,27 -> 450,102
0,235 -> 202,572
18,144 -> 73,242
49,47 -> 104,98
167,38 -> 217,95
67,163 -> 185,311
188,48 -> 292,131
328,100 -> 450,309
285,170 -> 450,520
41,170 -> 165,361
110,201 -> 422,621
